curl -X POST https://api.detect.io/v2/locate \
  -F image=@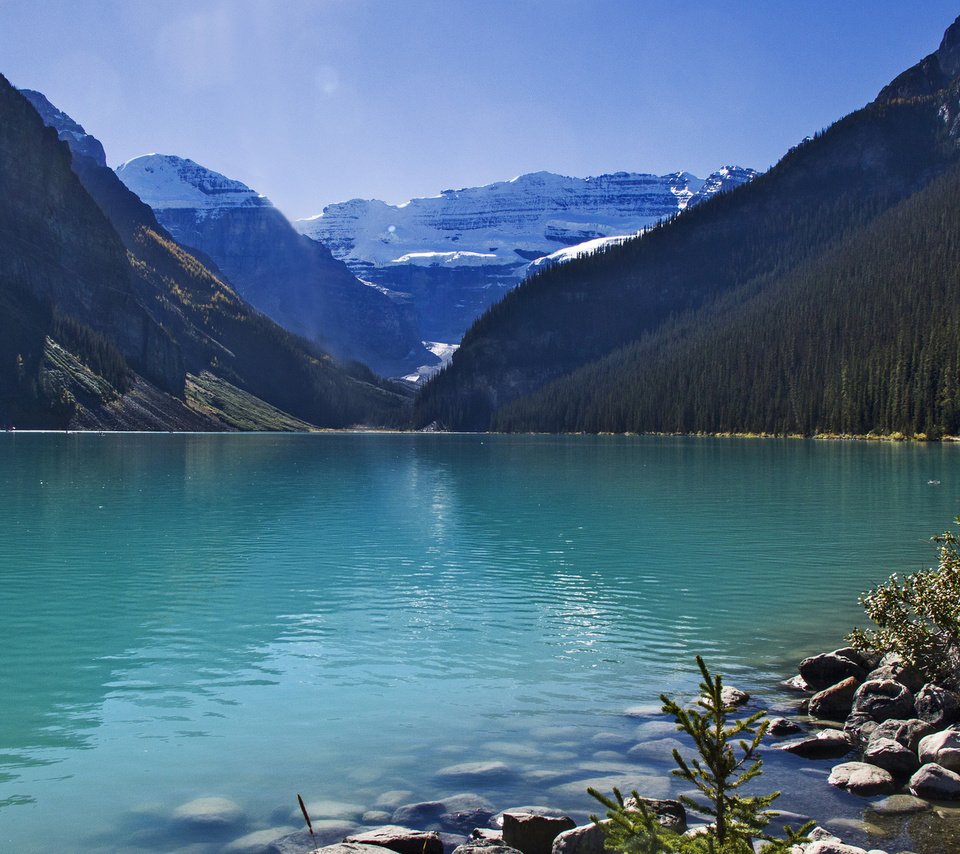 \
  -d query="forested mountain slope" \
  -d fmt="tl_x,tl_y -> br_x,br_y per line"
415,16 -> 960,434
0,76 -> 408,430
496,160 -> 960,436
